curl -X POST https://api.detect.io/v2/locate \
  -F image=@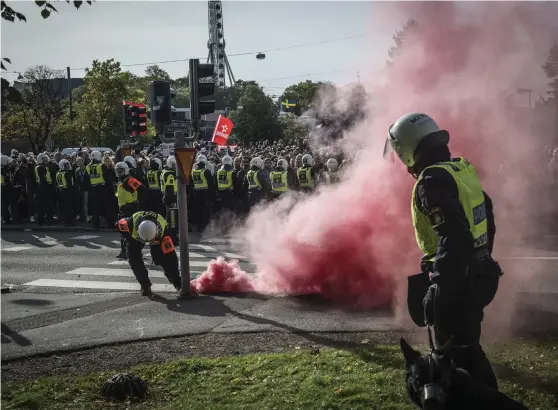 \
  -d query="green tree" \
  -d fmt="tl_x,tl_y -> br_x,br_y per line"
144,65 -> 171,82
224,80 -> 259,110
387,18 -> 418,67
229,84 -> 281,143
1,0 -> 91,23
281,80 -> 327,116
1,65 -> 68,153
279,113 -> 309,143
73,59 -> 128,147
542,44 -> 558,100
